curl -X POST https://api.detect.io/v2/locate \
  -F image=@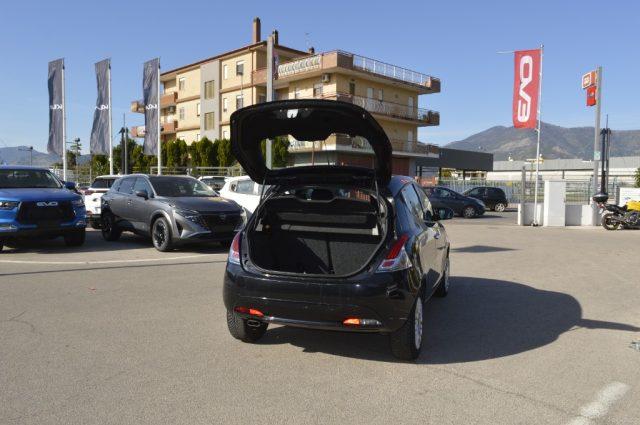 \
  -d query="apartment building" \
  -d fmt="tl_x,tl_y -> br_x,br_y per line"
131,17 -> 442,176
